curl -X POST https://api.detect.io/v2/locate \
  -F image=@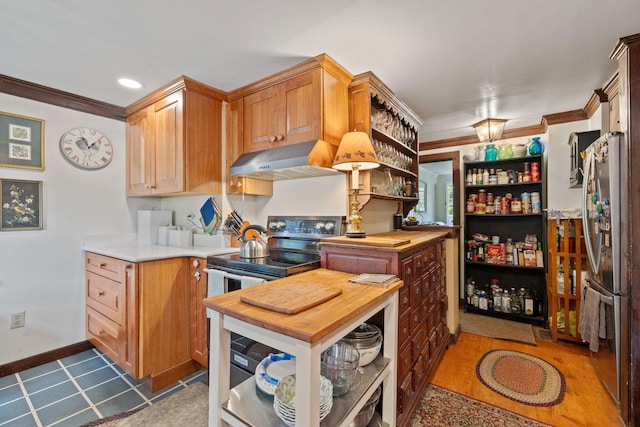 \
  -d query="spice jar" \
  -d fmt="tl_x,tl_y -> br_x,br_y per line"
466,196 -> 476,213
531,162 -> 540,181
523,162 -> 531,182
486,193 -> 495,214
510,197 -> 522,214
